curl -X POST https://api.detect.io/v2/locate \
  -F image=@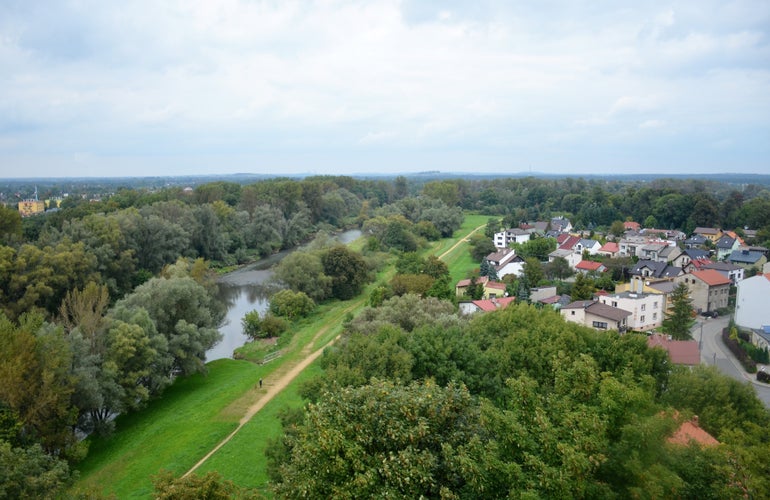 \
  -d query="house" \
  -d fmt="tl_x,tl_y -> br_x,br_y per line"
548,248 -> 582,269
550,216 -> 572,233
486,248 -> 525,279
561,300 -> 631,332
619,236 -> 648,257
538,294 -> 572,309
624,221 -> 641,232
630,259 -> 682,279
647,334 -> 701,366
701,261 -> 744,283
521,221 -> 549,235
693,227 -> 722,243
459,297 -> 515,315
558,234 -> 581,252
575,239 -> 601,255
575,260 -> 607,274
493,228 -> 530,249
642,228 -> 686,241
728,249 -> 767,270
639,241 -> 673,262
597,241 -> 620,258
735,274 -> 770,330
683,257 -> 713,274
666,414 -> 719,447
600,289 -> 665,331
675,269 -> 731,313
672,248 -> 710,268
530,286 -> 557,303
683,234 -> 708,249
456,276 -> 508,300
715,235 -> 740,261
